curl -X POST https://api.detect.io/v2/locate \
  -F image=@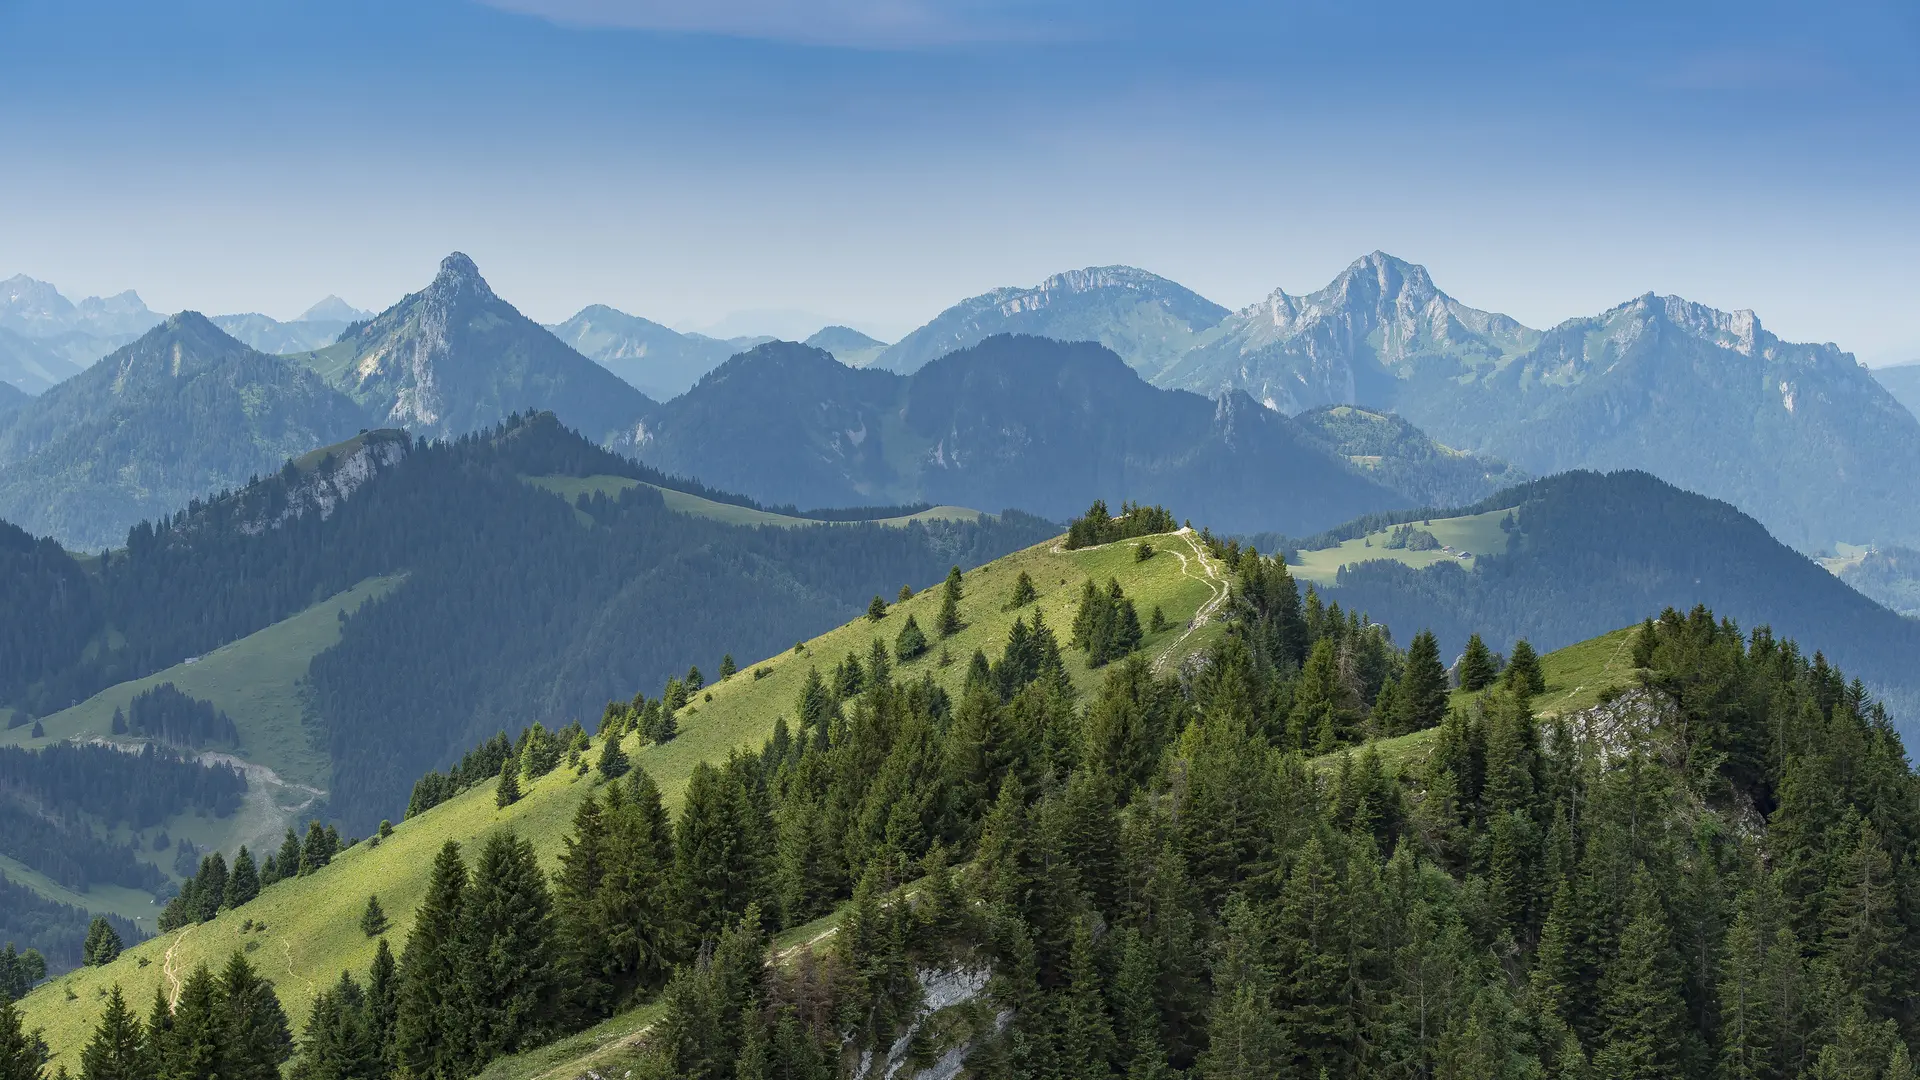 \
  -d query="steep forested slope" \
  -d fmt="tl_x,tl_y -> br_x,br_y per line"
25,518 -> 1920,1080
1321,470 -> 1920,722
0,413 -> 1055,830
